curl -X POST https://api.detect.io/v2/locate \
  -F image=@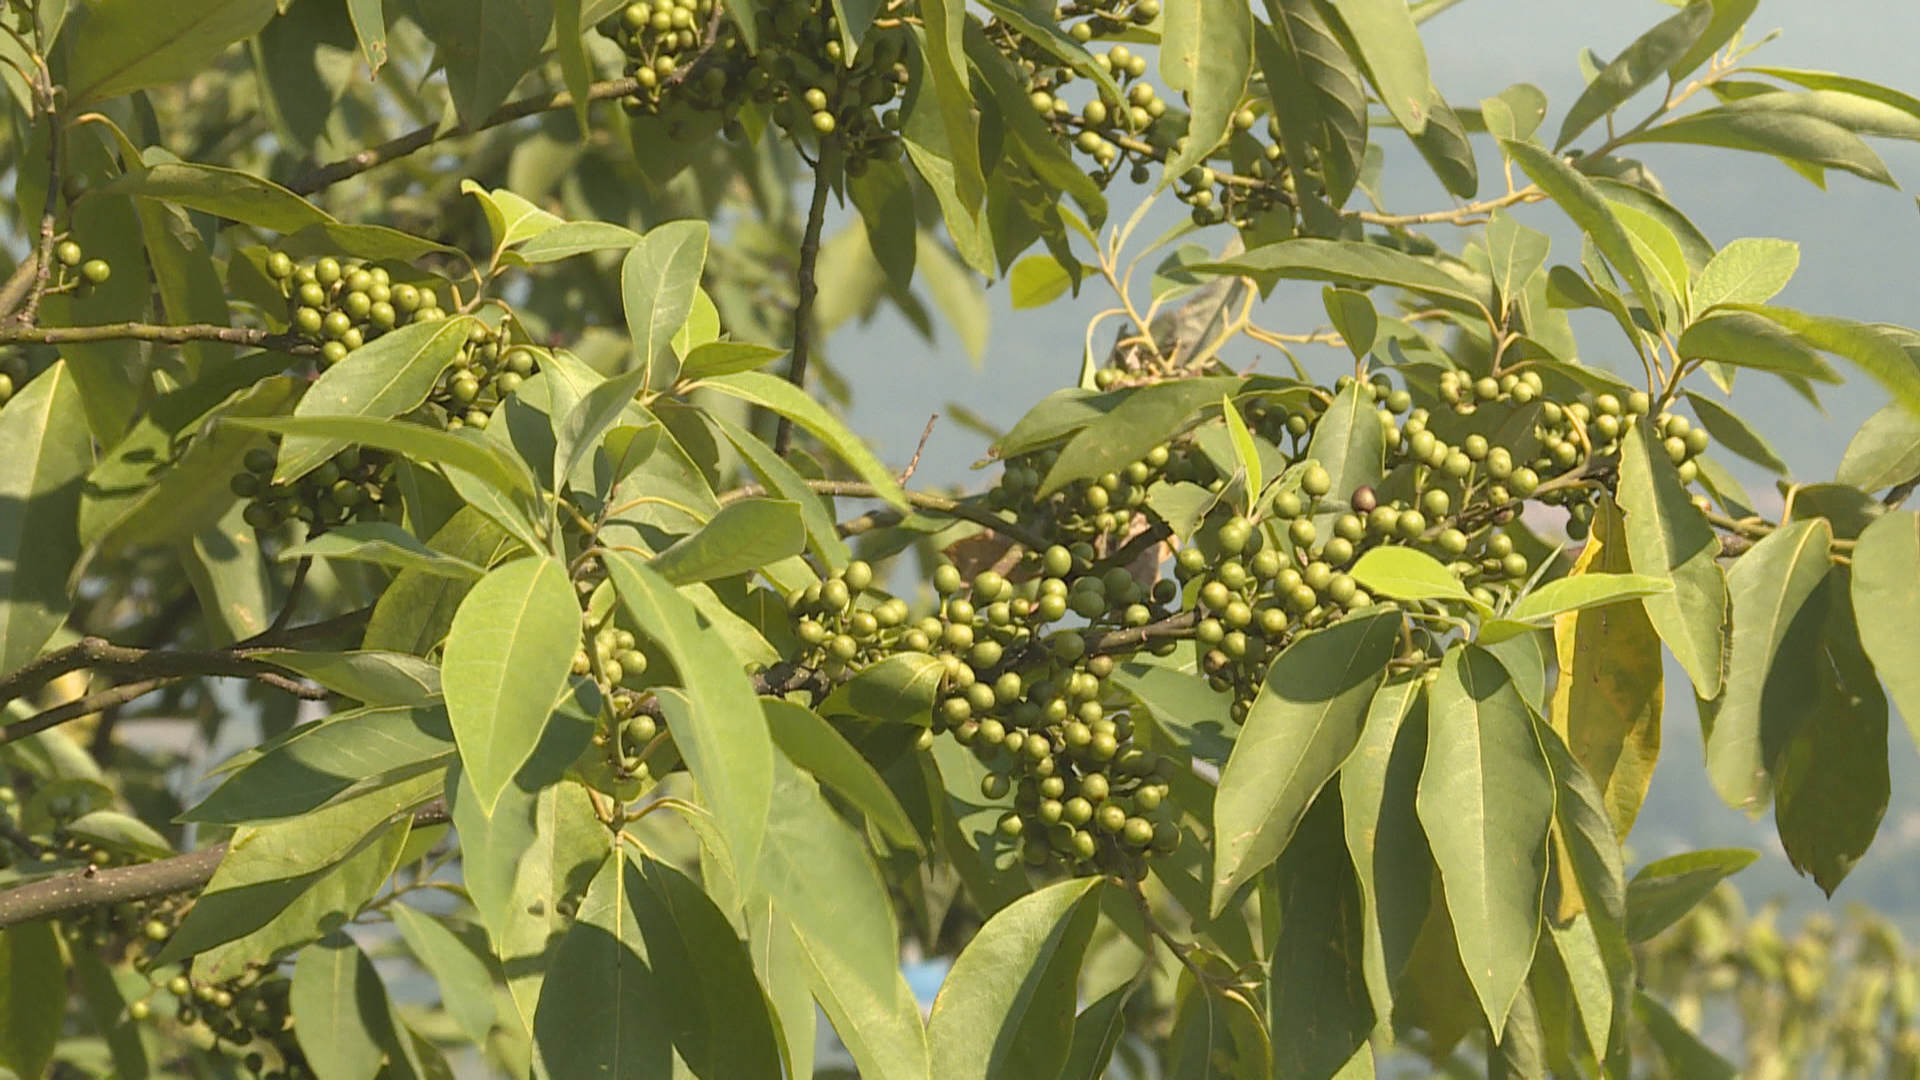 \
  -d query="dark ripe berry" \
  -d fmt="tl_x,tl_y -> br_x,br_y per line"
56,240 -> 83,267
1350,486 -> 1378,513
80,258 -> 111,284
